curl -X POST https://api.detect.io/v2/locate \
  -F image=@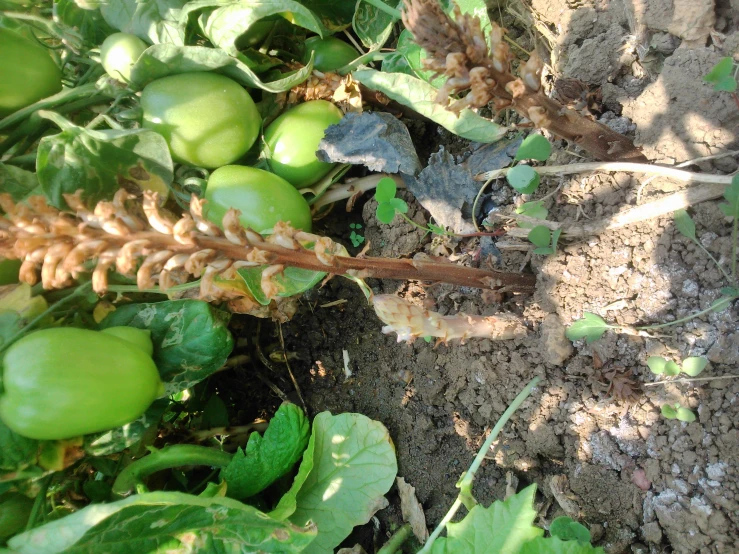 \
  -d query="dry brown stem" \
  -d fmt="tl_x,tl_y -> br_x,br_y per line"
402,0 -> 647,162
